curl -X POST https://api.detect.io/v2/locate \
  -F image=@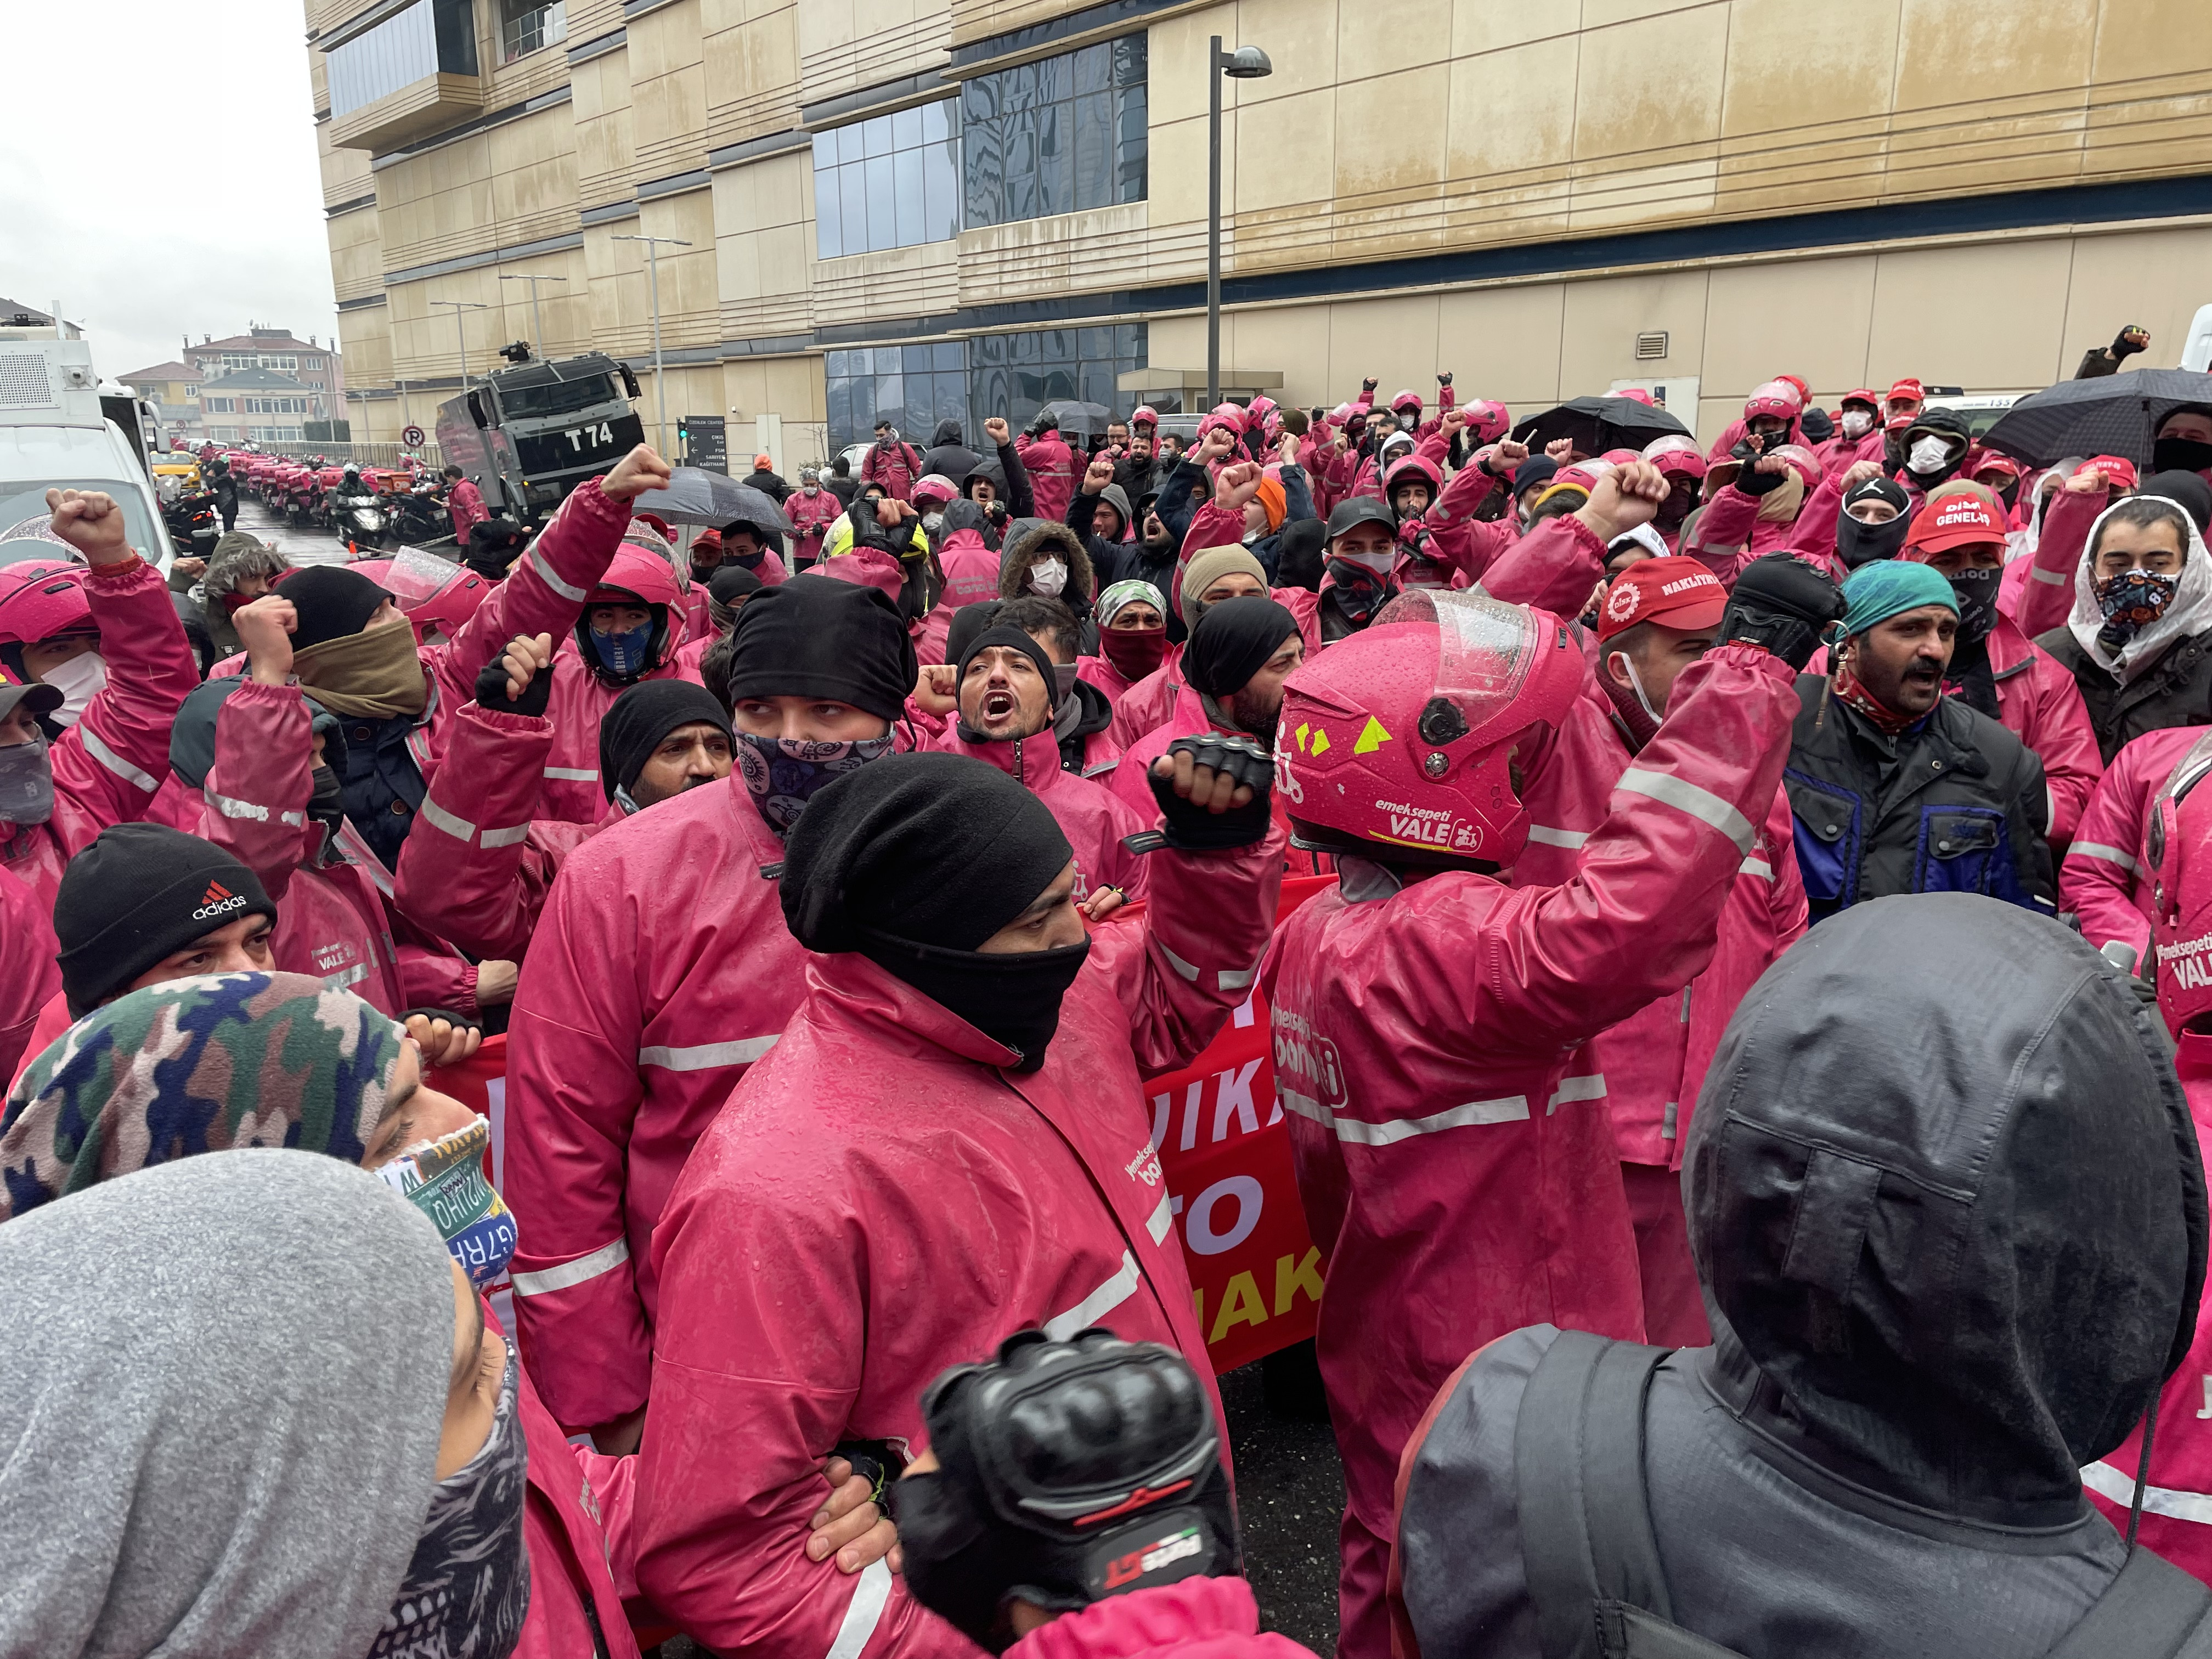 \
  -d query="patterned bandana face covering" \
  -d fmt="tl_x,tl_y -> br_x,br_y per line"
371,1344 -> 531,1659
2096,569 -> 2180,651
376,1116 -> 517,1289
735,730 -> 896,838
590,620 -> 656,678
